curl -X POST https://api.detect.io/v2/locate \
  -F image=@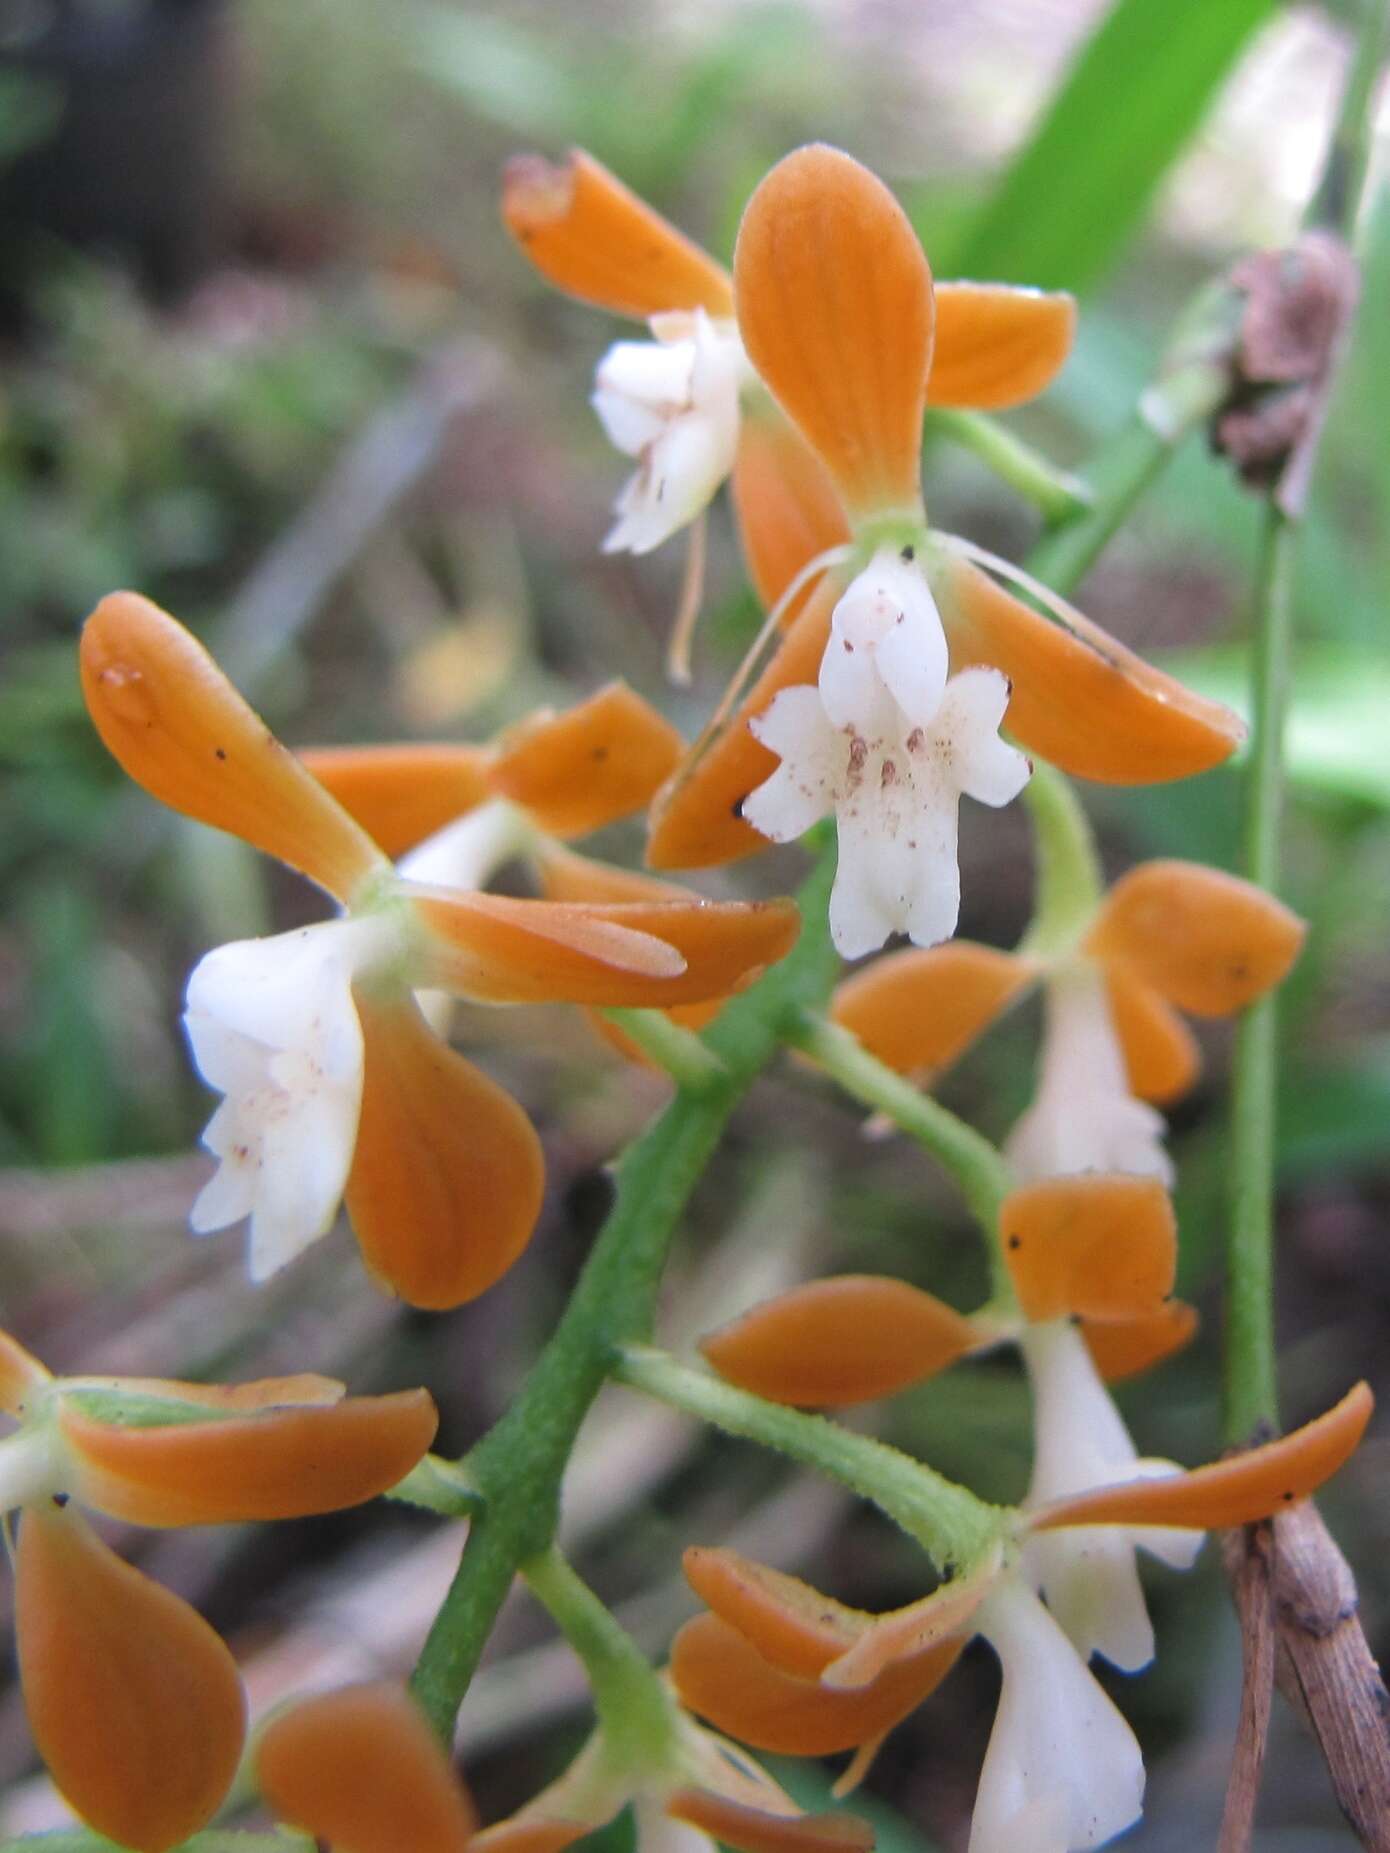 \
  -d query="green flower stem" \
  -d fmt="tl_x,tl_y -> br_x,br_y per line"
924,408 -> 1092,524
522,1547 -> 677,1765
600,1009 -> 728,1091
615,1345 -> 1002,1575
409,847 -> 842,1741
786,1010 -> 1012,1296
1017,762 -> 1104,961
387,1451 -> 484,1518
